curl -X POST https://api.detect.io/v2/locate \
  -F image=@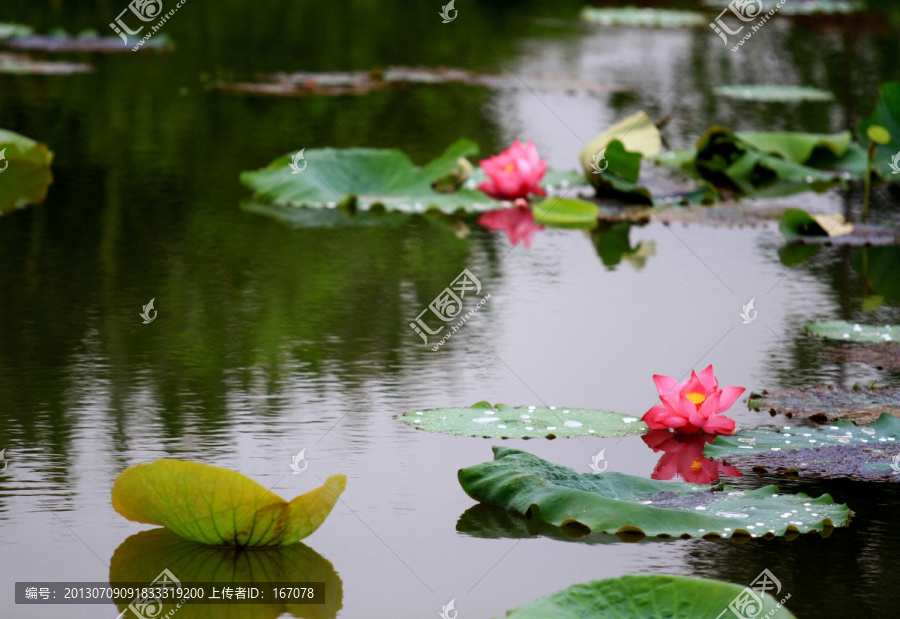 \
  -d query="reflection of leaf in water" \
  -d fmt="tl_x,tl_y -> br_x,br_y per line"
505,574 -> 797,619
456,503 -> 671,545
591,222 -> 655,269
854,246 -> 900,305
110,529 -> 342,619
